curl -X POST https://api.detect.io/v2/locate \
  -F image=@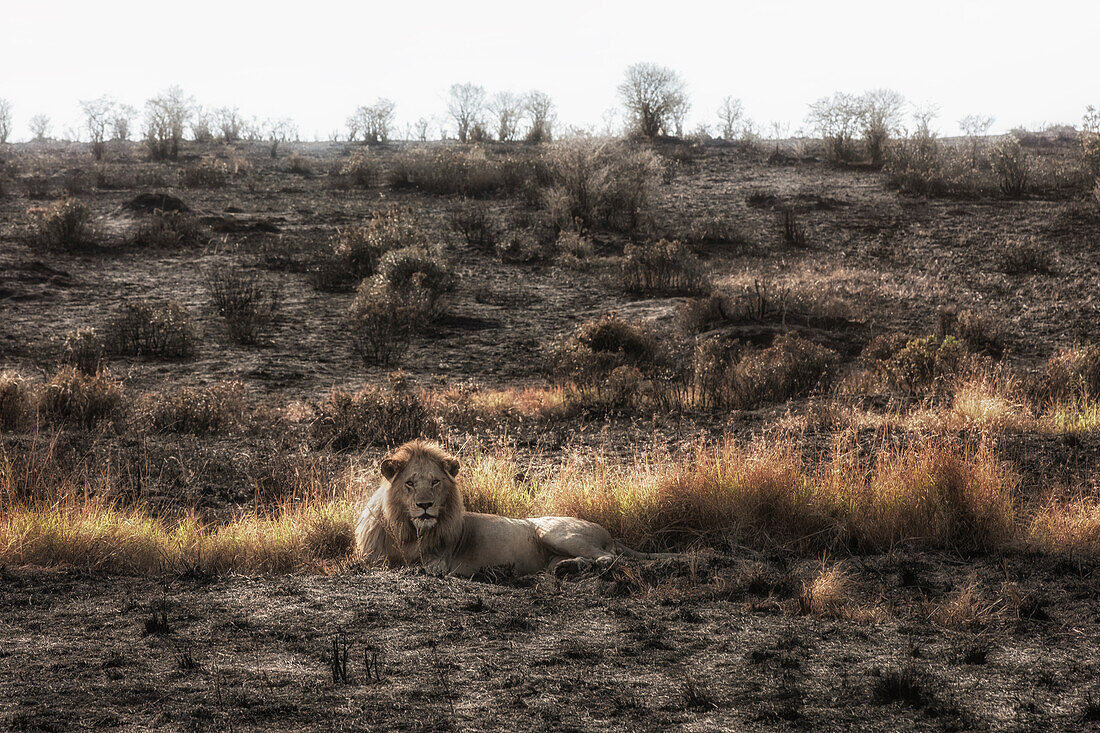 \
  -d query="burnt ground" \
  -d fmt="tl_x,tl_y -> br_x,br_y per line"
4,553 -> 1100,732
3,137 -> 1100,729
